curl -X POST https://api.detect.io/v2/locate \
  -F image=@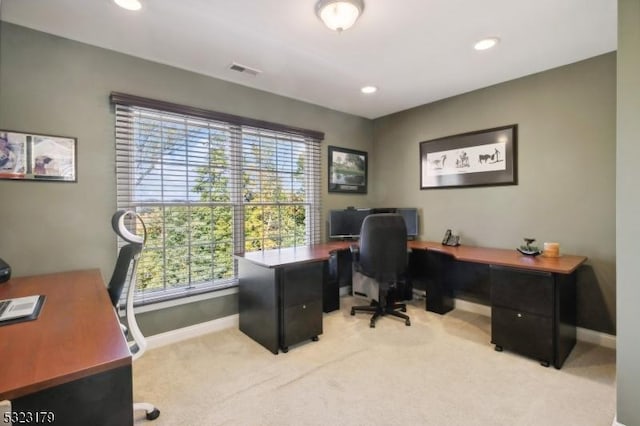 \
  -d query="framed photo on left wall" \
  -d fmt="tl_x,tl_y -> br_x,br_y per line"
0,130 -> 77,182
